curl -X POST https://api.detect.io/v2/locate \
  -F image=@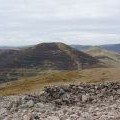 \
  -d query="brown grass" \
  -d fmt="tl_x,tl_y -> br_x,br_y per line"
0,68 -> 120,96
